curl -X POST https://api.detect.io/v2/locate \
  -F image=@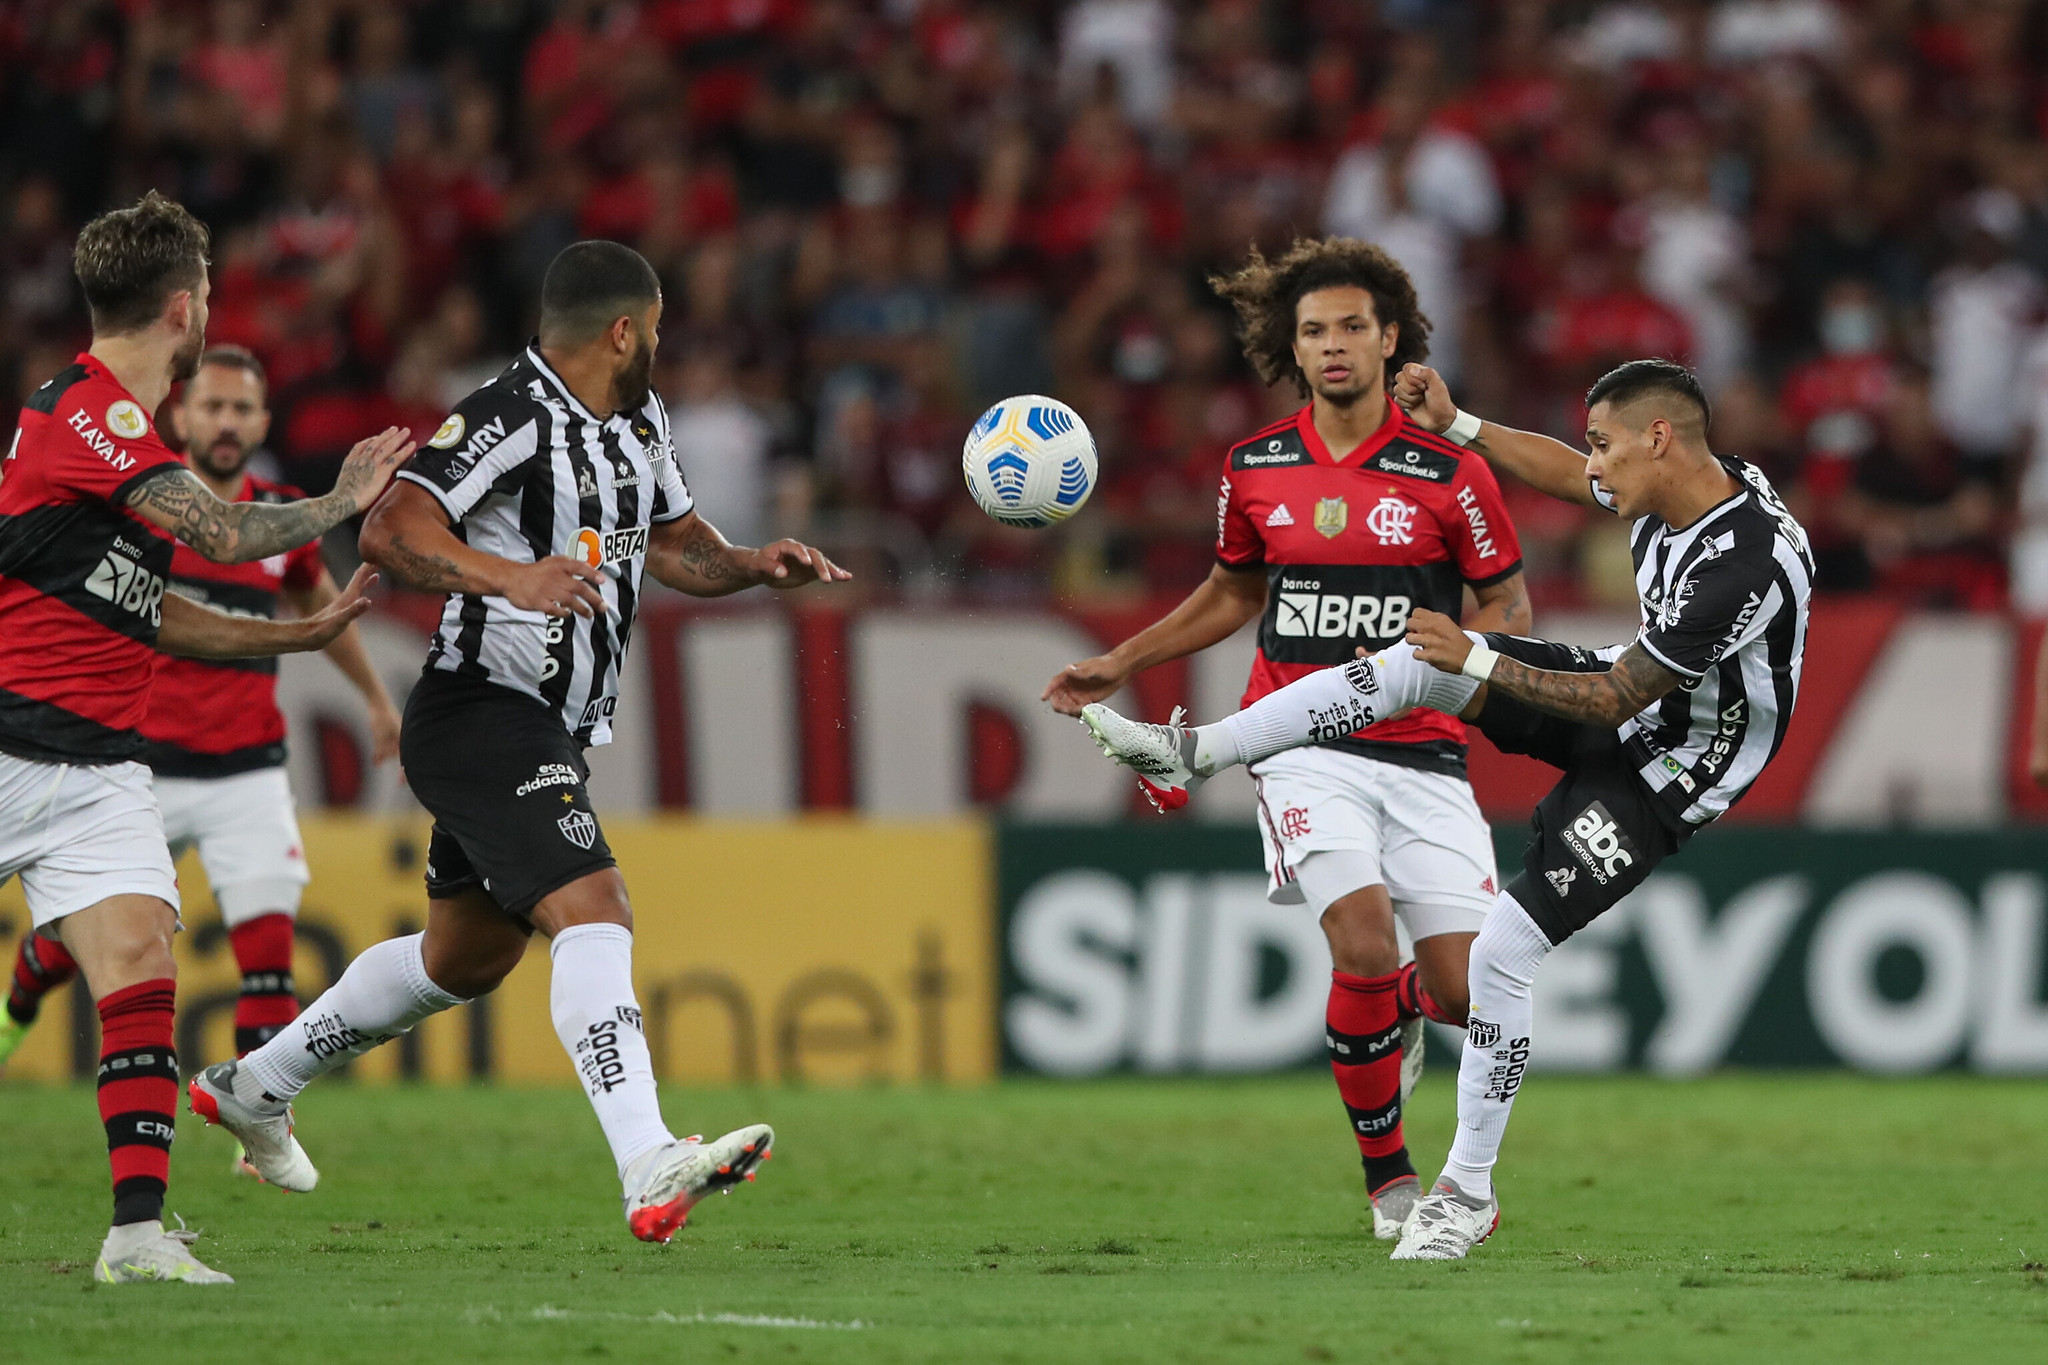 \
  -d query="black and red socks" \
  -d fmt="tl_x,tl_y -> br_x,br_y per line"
97,979 -> 179,1226
1326,969 -> 1414,1192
